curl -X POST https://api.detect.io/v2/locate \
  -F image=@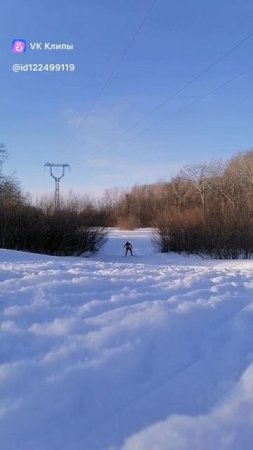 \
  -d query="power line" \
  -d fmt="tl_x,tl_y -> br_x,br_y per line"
70,0 -> 159,139
90,30 -> 253,155
85,65 -> 253,162
129,65 -> 253,142
87,0 -> 159,111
